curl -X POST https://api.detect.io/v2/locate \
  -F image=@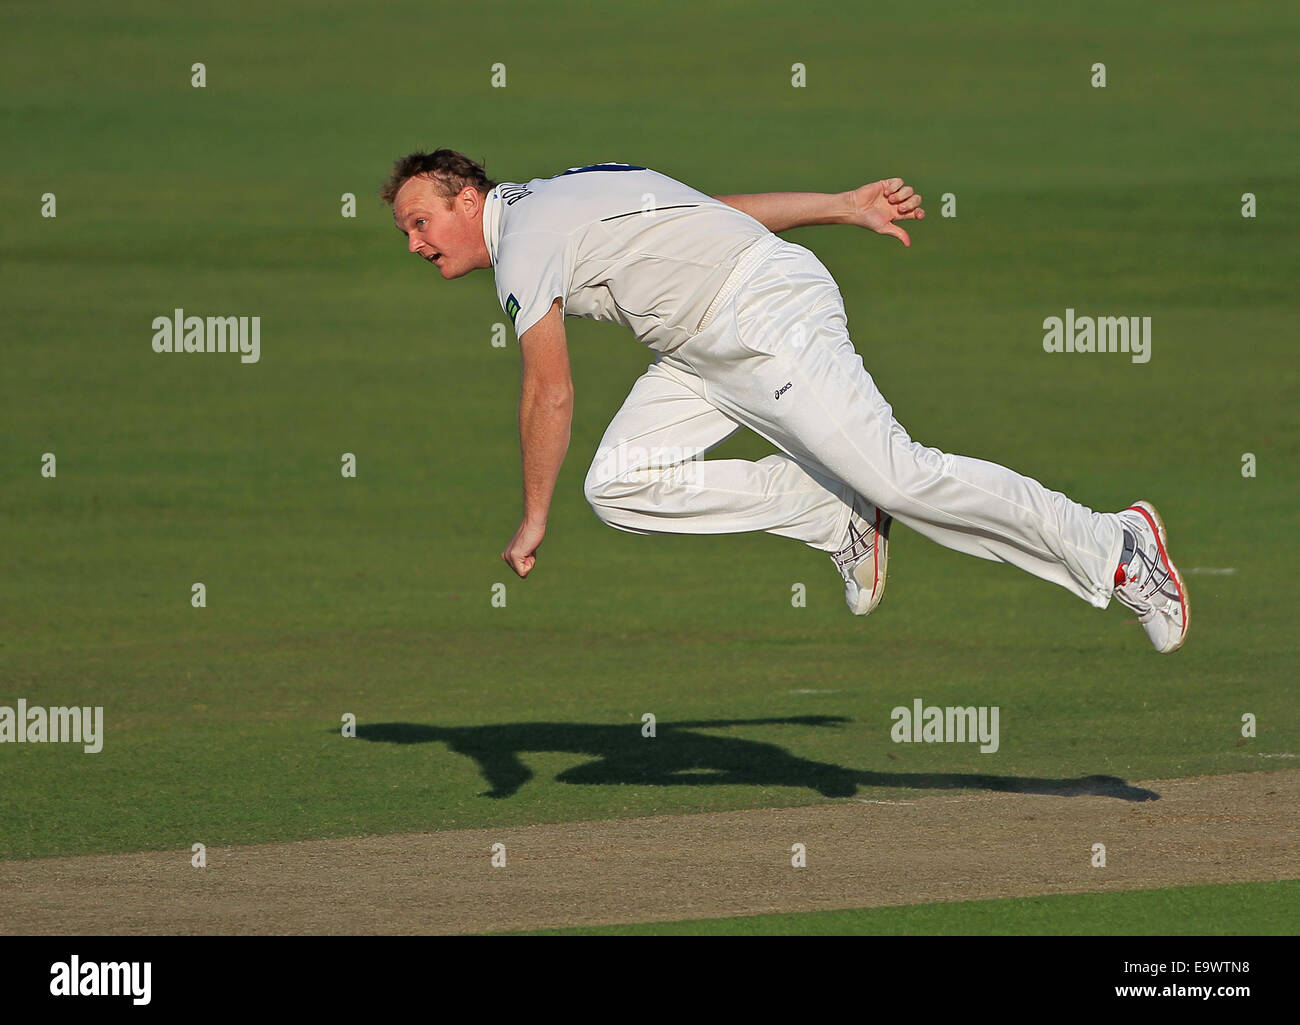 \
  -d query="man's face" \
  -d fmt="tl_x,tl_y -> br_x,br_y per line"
392,175 -> 490,279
